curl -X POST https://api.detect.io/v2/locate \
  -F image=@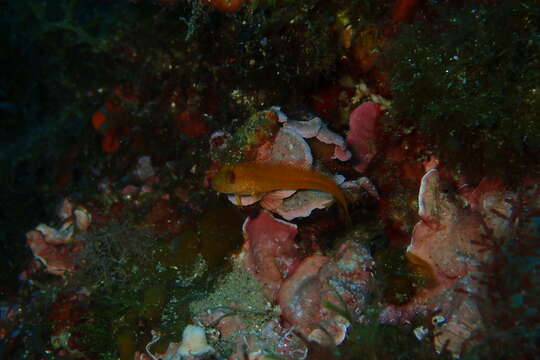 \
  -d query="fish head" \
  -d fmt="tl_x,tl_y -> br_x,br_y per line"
210,164 -> 238,193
